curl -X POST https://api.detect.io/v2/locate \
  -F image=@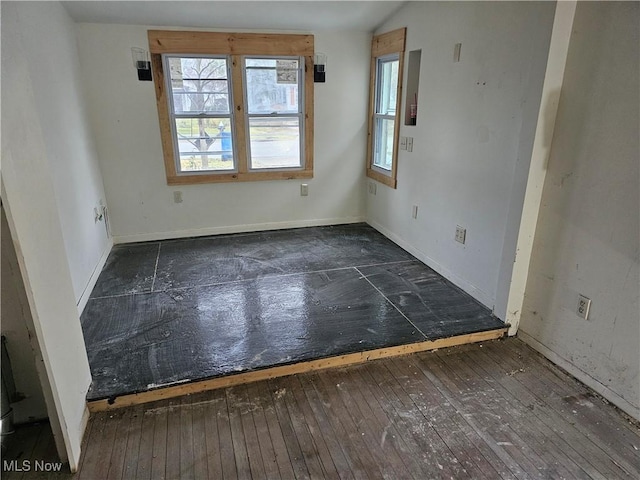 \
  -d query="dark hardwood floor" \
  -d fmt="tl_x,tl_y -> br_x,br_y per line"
4,338 -> 638,479
80,224 -> 505,401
